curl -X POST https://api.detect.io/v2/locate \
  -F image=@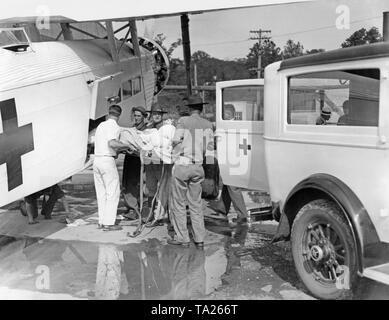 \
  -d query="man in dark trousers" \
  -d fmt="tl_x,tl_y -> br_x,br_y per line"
122,106 -> 148,219
144,103 -> 167,212
168,95 -> 214,248
20,184 -> 64,224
